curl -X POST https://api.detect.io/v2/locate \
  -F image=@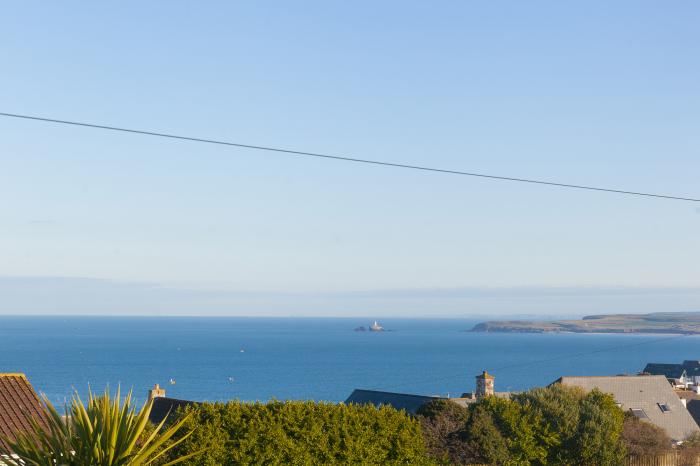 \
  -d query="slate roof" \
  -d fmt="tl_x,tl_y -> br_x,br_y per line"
675,391 -> 700,428
643,363 -> 686,379
686,400 -> 700,430
149,397 -> 201,425
0,373 -> 49,452
682,361 -> 700,377
643,361 -> 700,380
345,389 -> 444,414
555,375 -> 700,442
